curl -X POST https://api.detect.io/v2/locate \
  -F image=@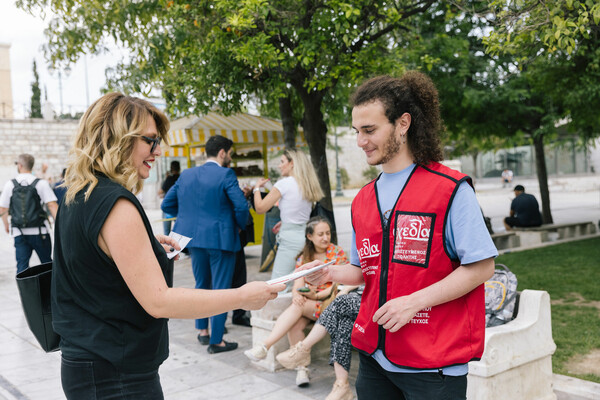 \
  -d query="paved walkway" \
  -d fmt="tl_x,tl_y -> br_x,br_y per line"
0,174 -> 598,399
